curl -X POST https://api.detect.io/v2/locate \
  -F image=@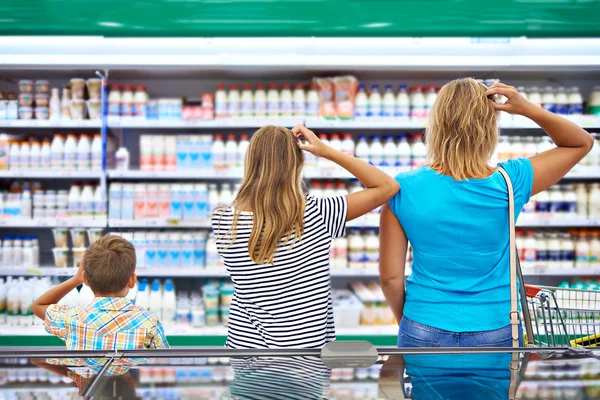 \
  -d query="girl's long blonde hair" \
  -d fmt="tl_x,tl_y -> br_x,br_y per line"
426,78 -> 499,180
224,125 -> 305,264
